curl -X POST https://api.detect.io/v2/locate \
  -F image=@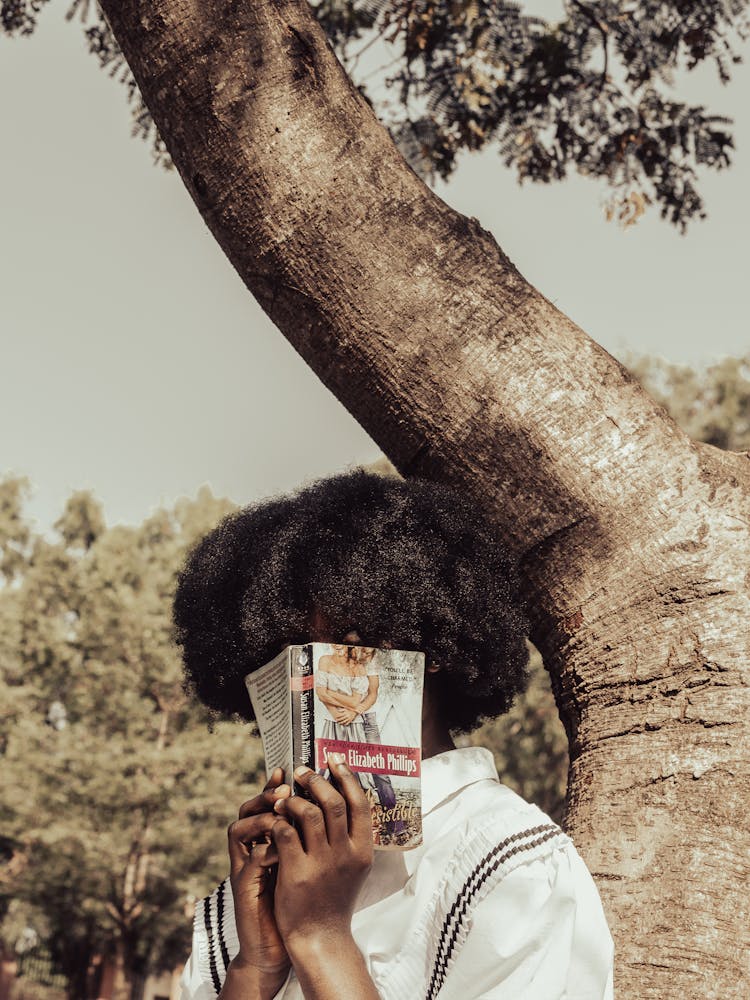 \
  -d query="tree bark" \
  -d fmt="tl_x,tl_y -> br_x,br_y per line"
96,1 -> 750,996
